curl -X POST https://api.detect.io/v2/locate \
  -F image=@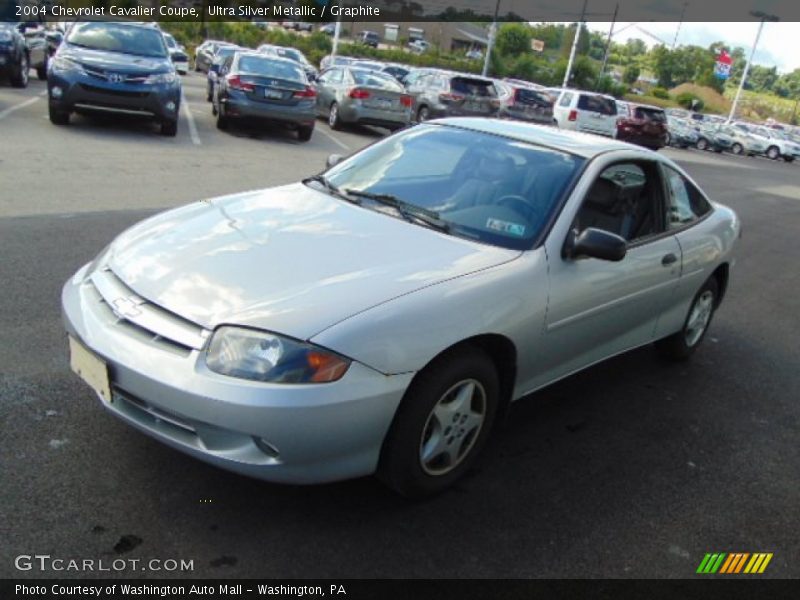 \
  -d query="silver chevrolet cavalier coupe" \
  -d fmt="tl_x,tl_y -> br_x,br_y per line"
63,119 -> 740,497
